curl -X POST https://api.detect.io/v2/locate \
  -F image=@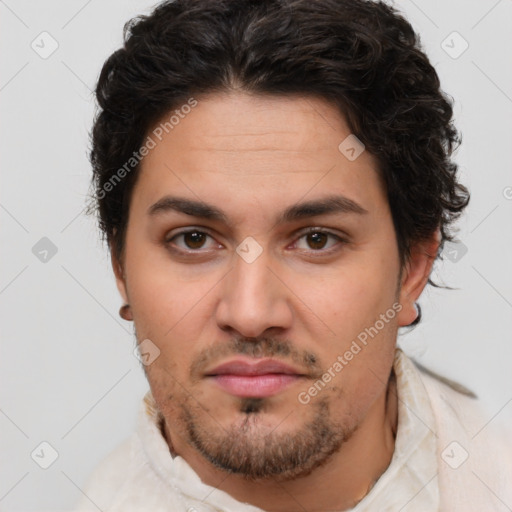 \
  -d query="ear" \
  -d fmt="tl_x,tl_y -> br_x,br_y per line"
110,242 -> 129,305
397,229 -> 440,327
